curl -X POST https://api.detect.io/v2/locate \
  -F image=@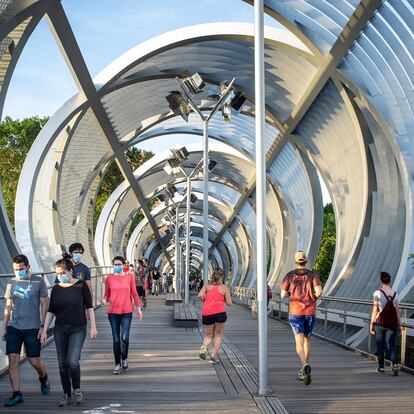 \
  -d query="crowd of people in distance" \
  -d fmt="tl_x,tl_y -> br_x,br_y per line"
1,244 -> 402,409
